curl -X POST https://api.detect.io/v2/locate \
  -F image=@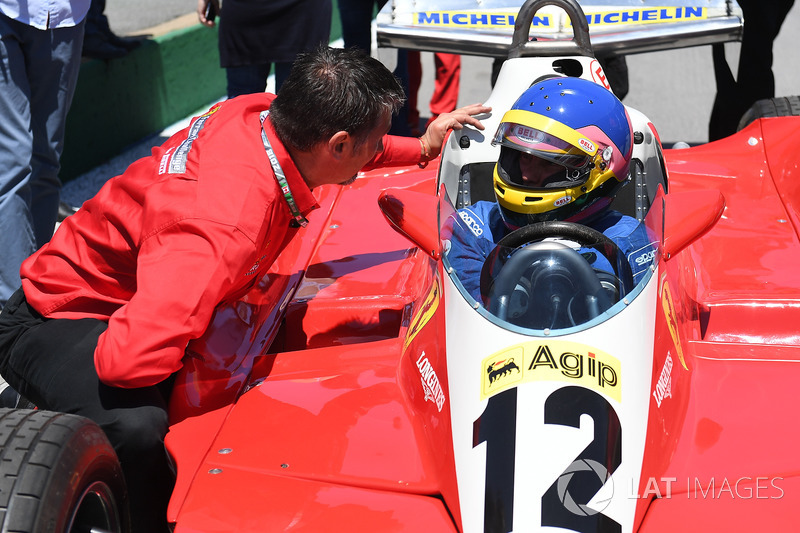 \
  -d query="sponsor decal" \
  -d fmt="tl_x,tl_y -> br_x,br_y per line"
203,103 -> 223,117
578,138 -> 596,154
405,279 -> 440,348
168,106 -> 219,174
415,11 -> 549,28
246,255 -> 267,276
581,6 -> 706,27
458,211 -> 484,237
414,7 -> 705,29
633,248 -> 656,266
416,351 -> 446,411
481,341 -> 621,401
158,147 -> 175,175
513,125 -> 546,144
629,242 -> 657,280
661,280 -> 688,370
487,352 -> 522,387
652,353 -> 673,407
554,196 -> 573,207
590,59 -> 611,90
